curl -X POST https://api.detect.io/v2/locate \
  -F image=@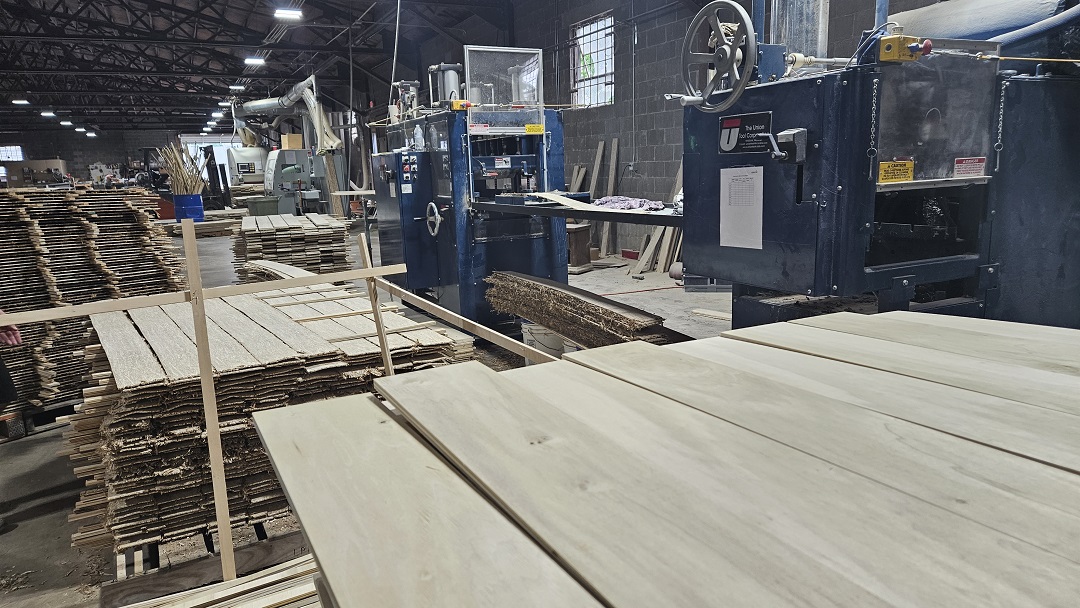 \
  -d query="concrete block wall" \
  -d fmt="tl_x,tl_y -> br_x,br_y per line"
0,130 -> 180,179
829,0 -> 940,56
